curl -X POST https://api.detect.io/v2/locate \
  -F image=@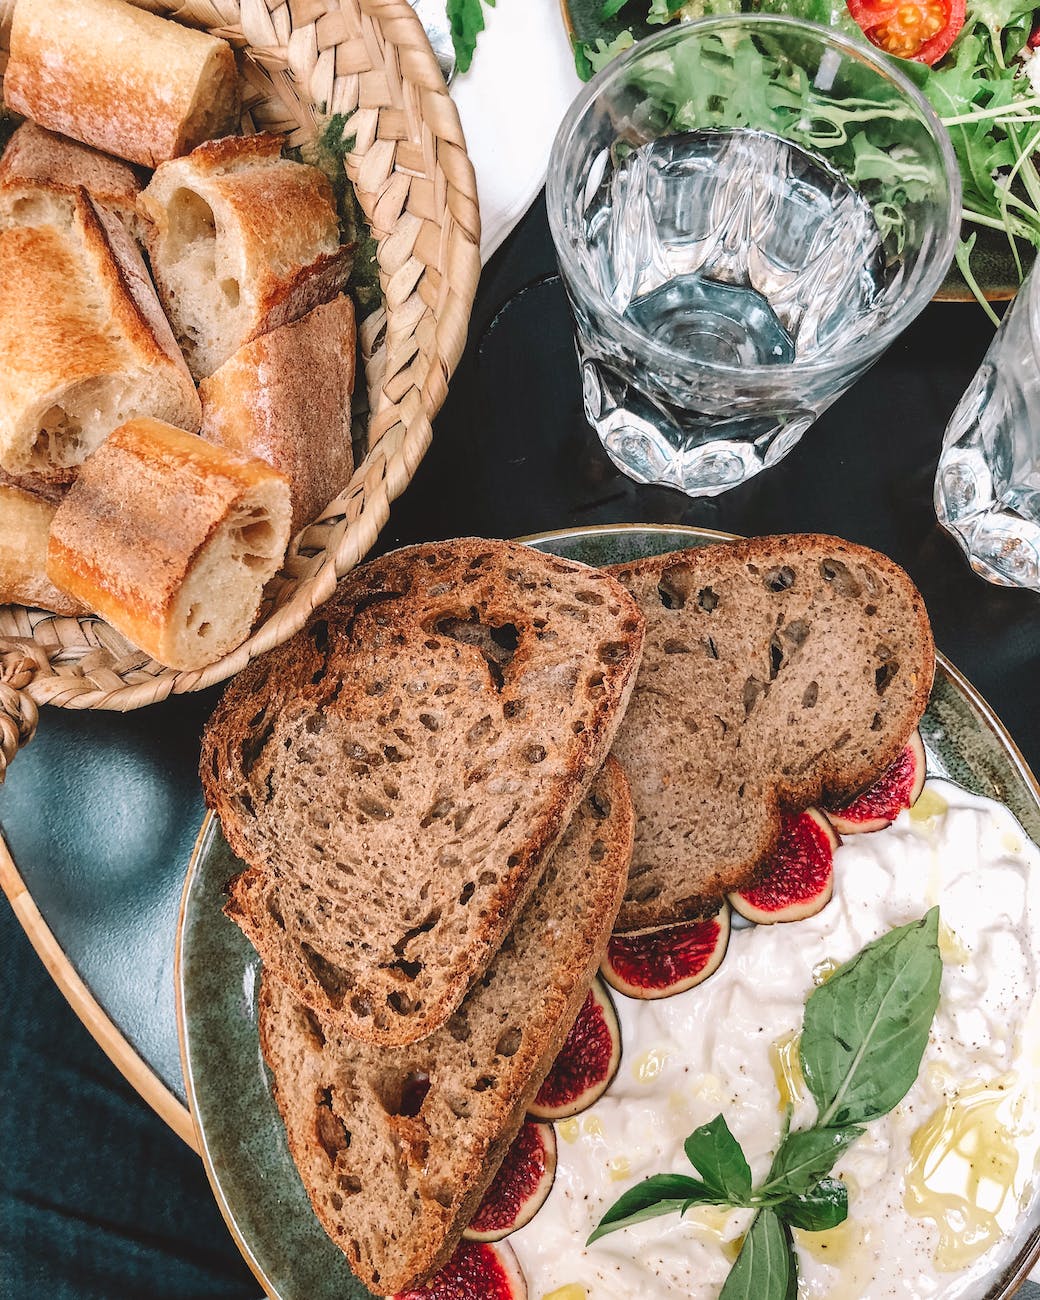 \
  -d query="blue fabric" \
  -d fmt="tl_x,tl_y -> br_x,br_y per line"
0,900 -> 257,1300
